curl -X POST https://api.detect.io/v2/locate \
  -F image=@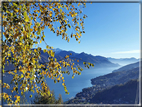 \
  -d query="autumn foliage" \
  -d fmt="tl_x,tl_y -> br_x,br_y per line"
1,1 -> 94,105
